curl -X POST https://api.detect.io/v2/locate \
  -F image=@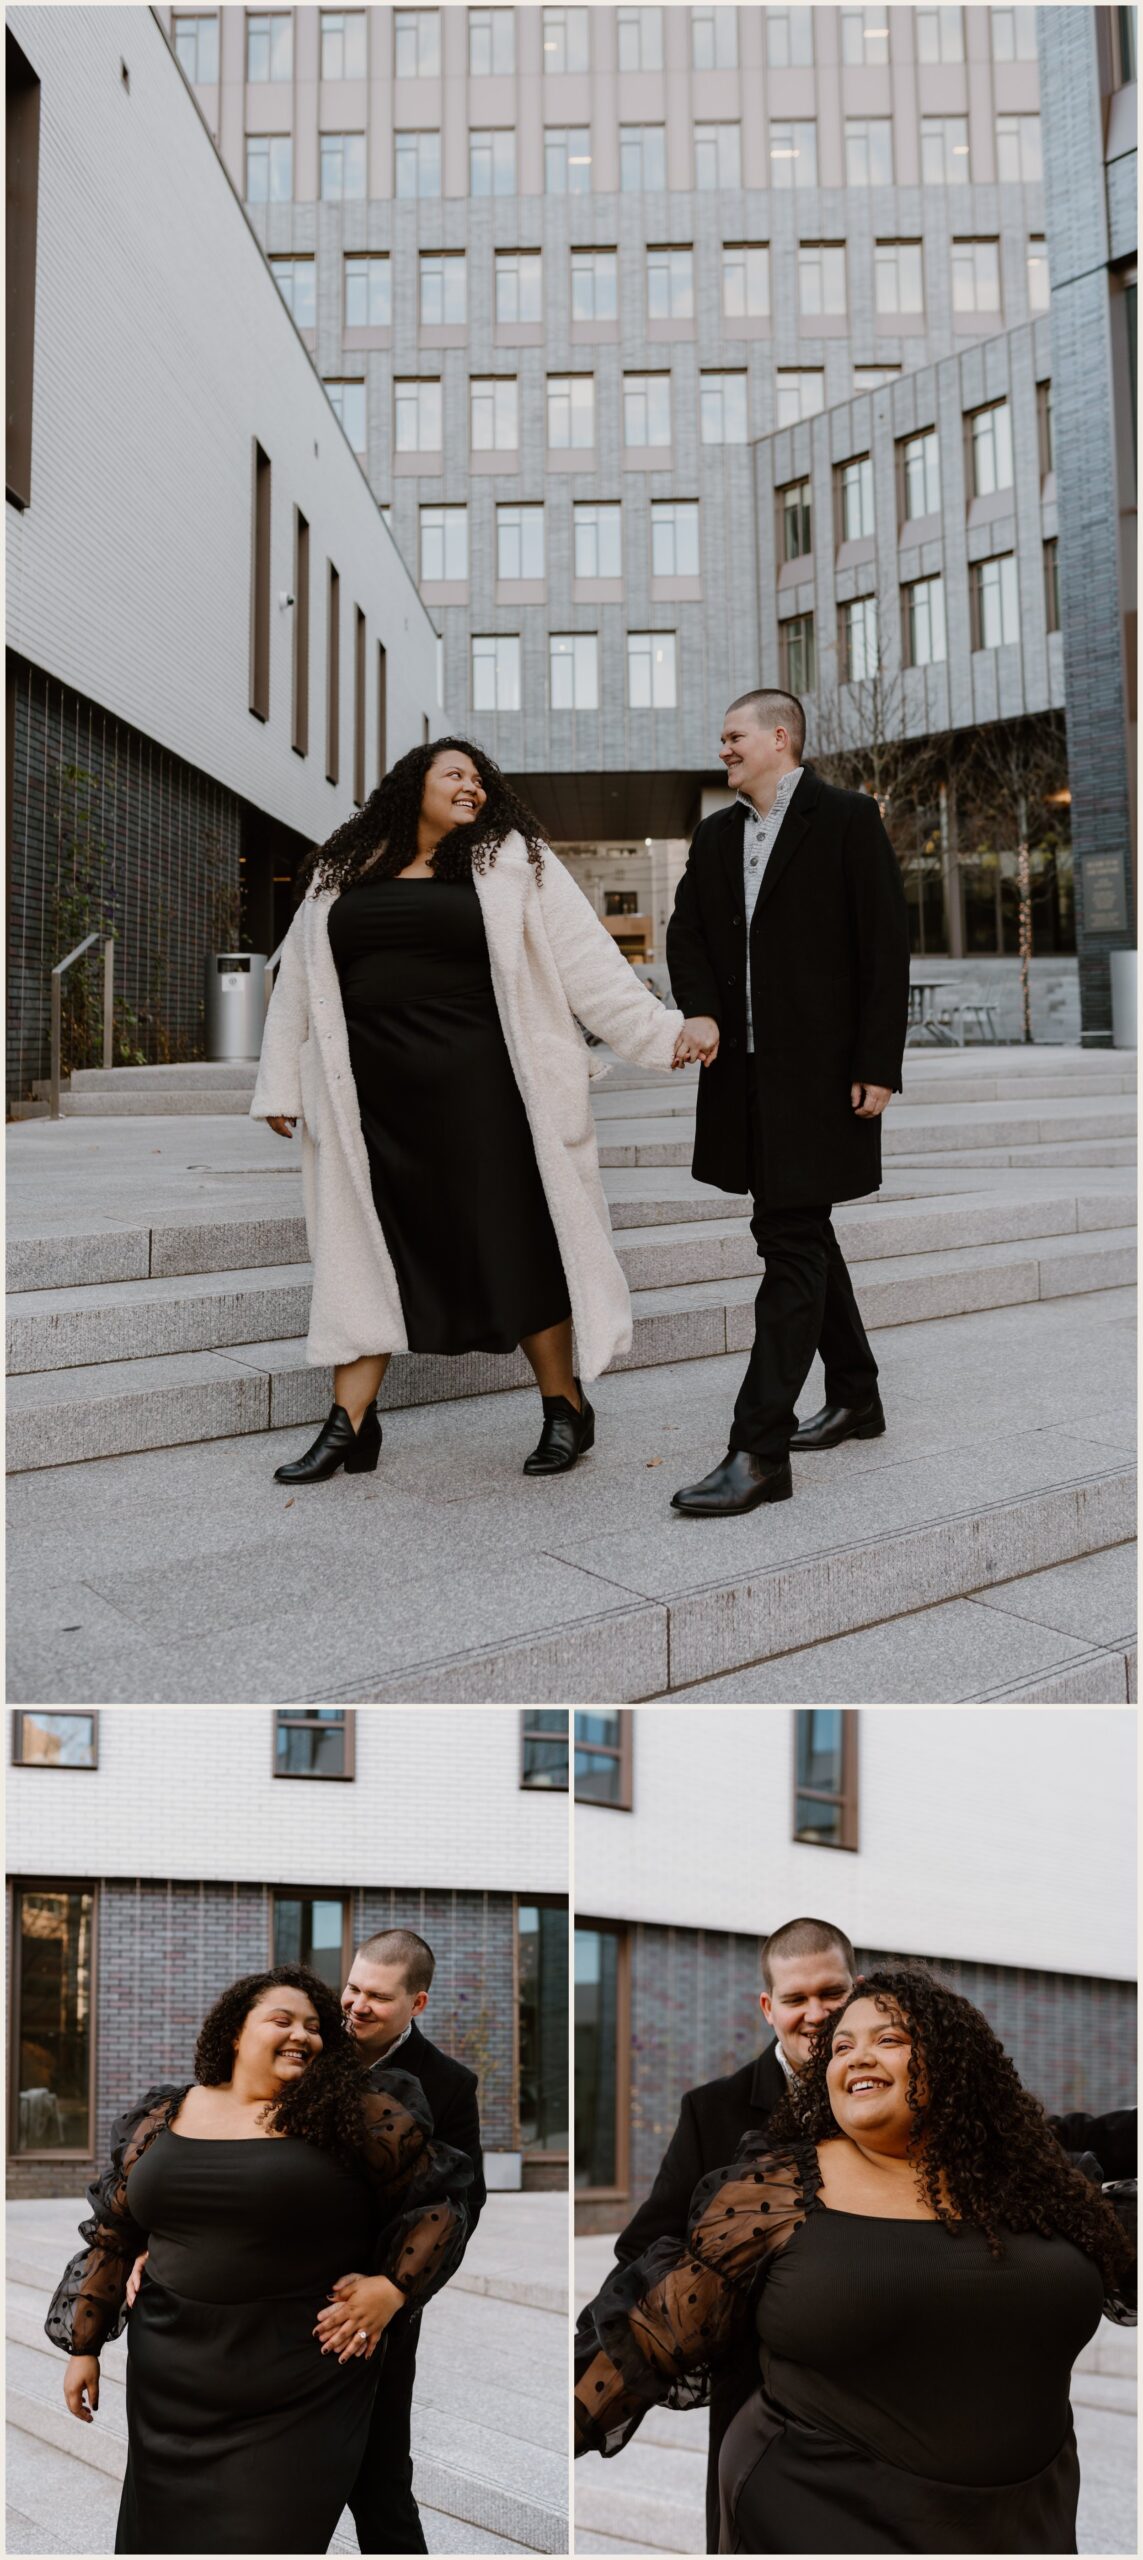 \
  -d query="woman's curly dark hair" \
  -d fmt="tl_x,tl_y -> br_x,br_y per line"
296,737 -> 548,900
767,1965 -> 1133,2290
194,1964 -> 372,2179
